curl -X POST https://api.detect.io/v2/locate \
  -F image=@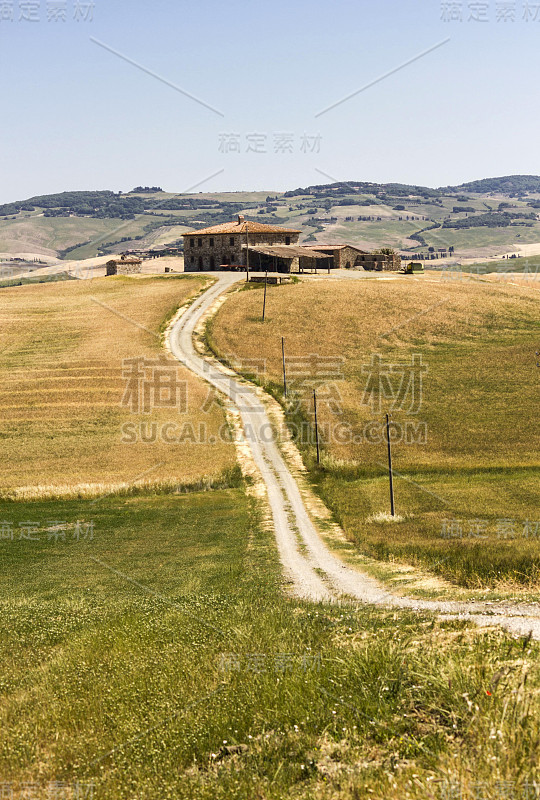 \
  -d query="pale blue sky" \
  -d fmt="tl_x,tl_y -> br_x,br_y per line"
1,0 -> 539,203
